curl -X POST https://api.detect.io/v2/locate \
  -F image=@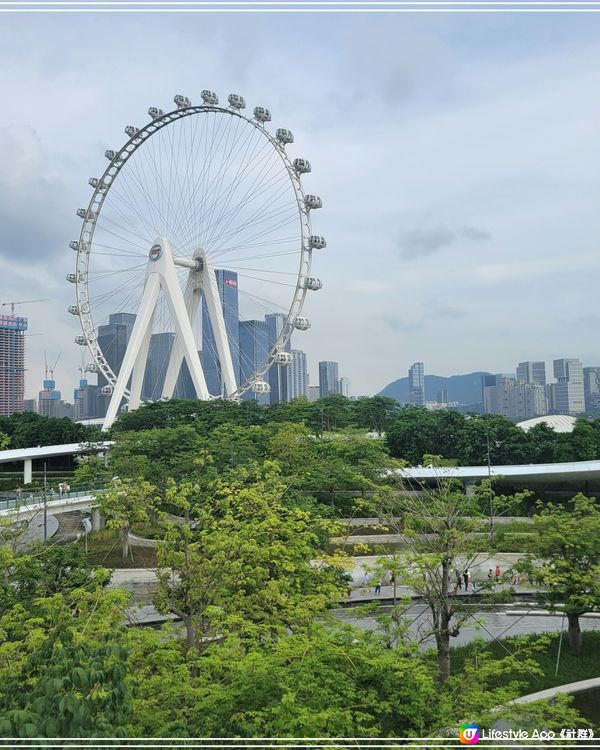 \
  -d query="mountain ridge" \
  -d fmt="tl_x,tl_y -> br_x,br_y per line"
377,371 -> 492,405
